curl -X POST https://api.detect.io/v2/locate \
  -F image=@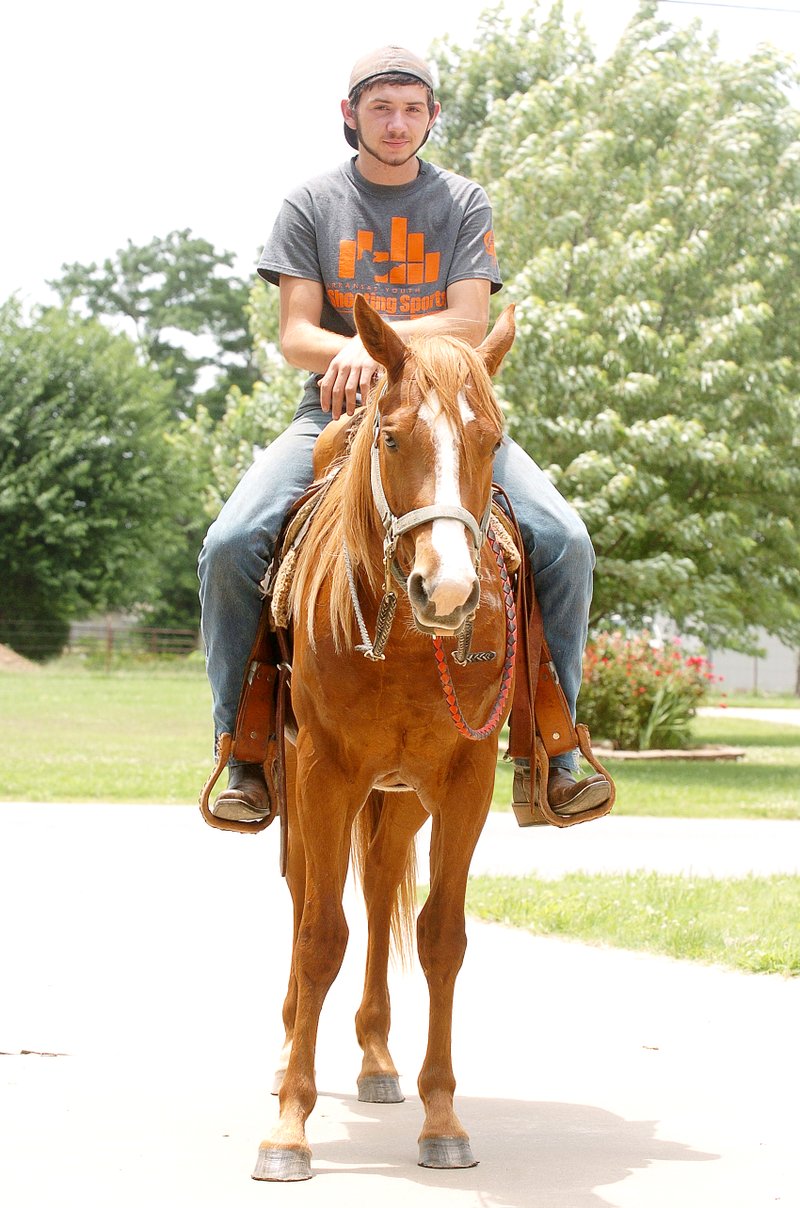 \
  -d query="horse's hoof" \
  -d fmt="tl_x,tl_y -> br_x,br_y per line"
418,1136 -> 478,1169
357,1074 -> 405,1103
252,1144 -> 312,1182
